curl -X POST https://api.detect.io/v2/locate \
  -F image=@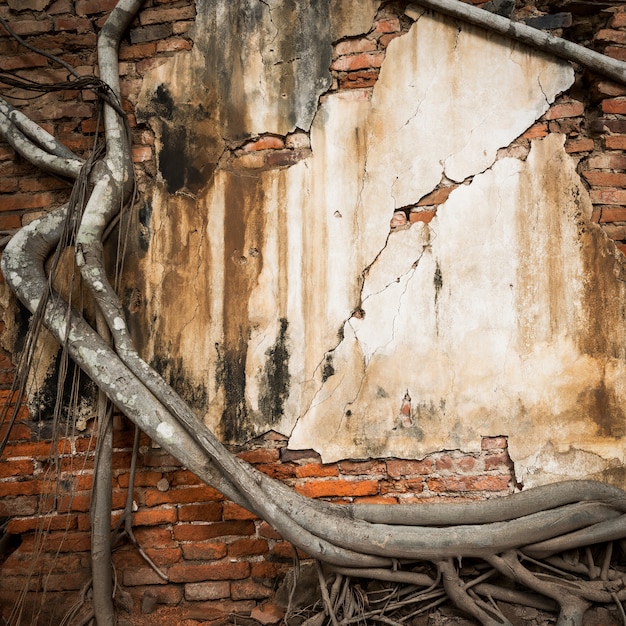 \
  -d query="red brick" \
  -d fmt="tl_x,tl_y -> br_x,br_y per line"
591,188 -> 626,206
139,5 -> 197,25
222,502 -> 258,521
294,462 -> 339,478
173,521 -> 255,542
597,29 -> 626,44
145,485 -> 223,506
231,579 -> 273,601
543,100 -> 584,119
0,458 -> 34,478
484,452 -> 512,471
602,97 -> 626,114
250,561 -> 284,578
374,17 -> 401,33
168,469 -> 204,486
611,13 -> 626,28
335,38 -> 377,56
177,502 -> 223,522
583,171 -> 626,187
237,448 -> 280,464
426,475 -> 510,493
331,51 -> 384,72
258,521 -> 282,540
379,32 -> 403,47
132,506 -> 177,526
227,538 -> 269,558
520,123 -> 548,139
168,561 -> 250,583
132,526 -> 177,549
0,53 -> 48,71
123,567 -> 168,586
7,513 -> 76,534
604,46 -> 626,62
117,470 -> 162,488
605,135 -> 626,150
132,146 -> 152,163
0,192 -> 55,212
588,154 -> 626,170
565,138 -> 595,153
0,495 -> 38,517
418,186 -> 456,207
75,0 -> 118,15
185,581 -> 230,601
270,541 -> 309,561
9,19 -> 53,37
387,458 -> 434,478
255,463 -> 297,479
43,570 -> 91,591
119,42 -> 157,60
54,17 -> 92,32
481,436 -> 508,450
456,456 -> 476,472
409,209 -> 436,224
338,460 -> 385,475
339,69 -> 379,89
295,478 -> 378,498
181,542 -> 227,561
597,207 -> 626,222
40,530 -> 91,553
156,38 -> 193,53
0,421 -> 31,441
